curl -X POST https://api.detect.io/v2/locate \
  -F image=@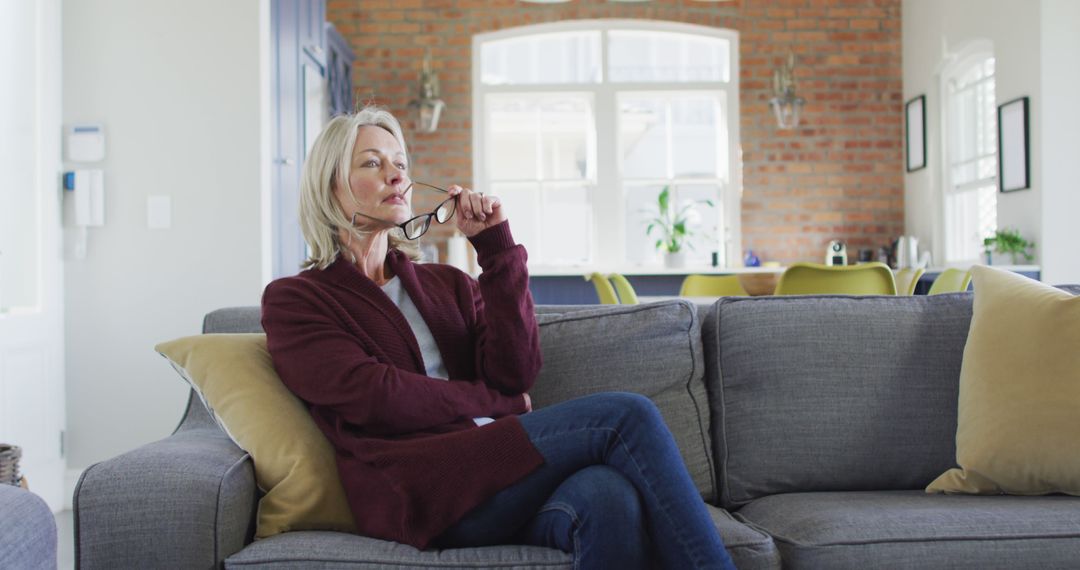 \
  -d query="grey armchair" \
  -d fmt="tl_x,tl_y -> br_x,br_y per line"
0,483 -> 58,570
